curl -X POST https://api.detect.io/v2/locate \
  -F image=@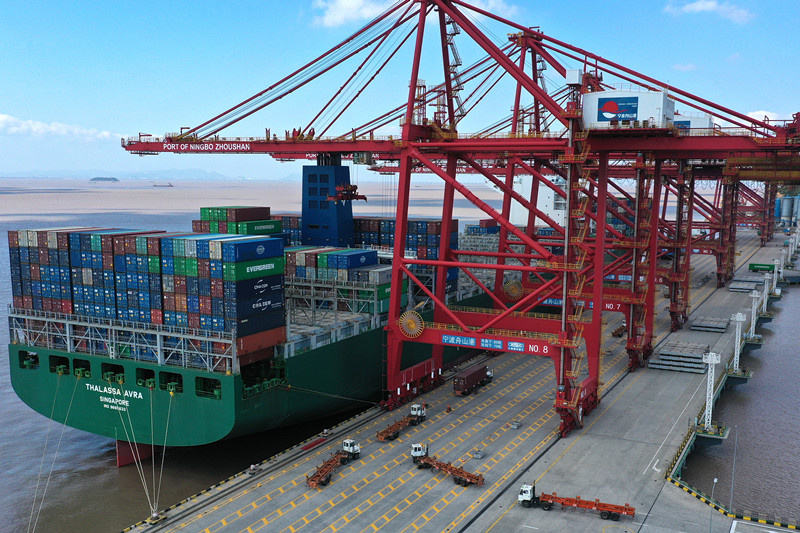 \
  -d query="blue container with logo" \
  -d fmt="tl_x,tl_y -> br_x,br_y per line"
220,236 -> 283,263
